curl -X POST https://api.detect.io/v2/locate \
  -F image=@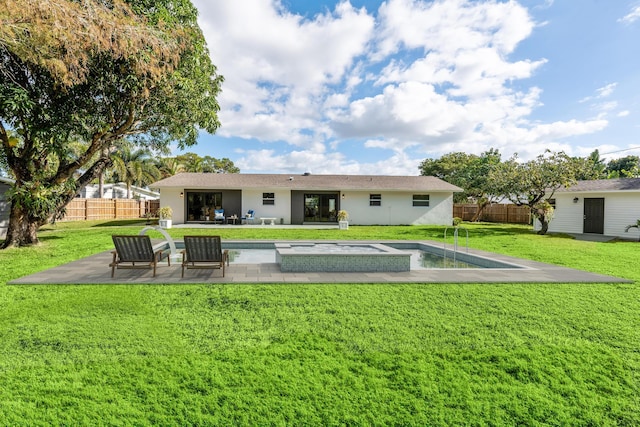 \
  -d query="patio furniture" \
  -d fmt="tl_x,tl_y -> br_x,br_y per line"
181,235 -> 229,277
241,209 -> 255,224
213,209 -> 225,224
260,217 -> 277,225
110,235 -> 169,277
